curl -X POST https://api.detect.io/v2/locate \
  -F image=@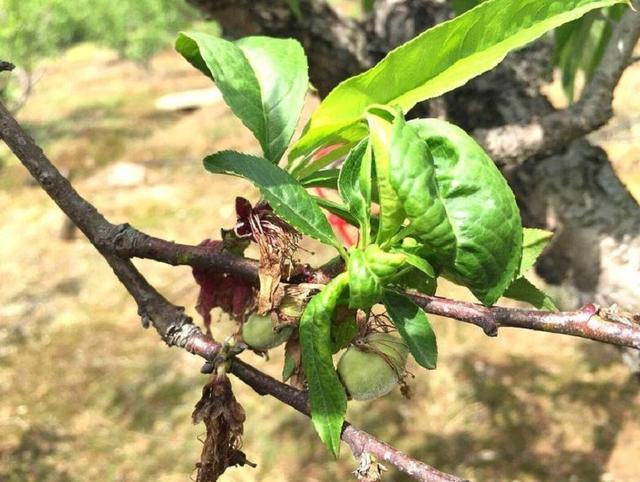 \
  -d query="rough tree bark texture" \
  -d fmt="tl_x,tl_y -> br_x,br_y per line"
188,0 -> 640,315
